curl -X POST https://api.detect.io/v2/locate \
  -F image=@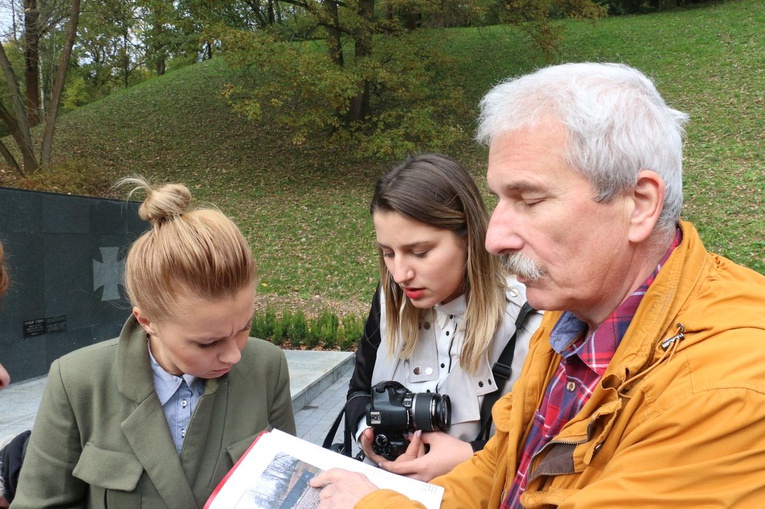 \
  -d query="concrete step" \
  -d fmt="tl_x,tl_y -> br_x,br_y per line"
283,350 -> 354,414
